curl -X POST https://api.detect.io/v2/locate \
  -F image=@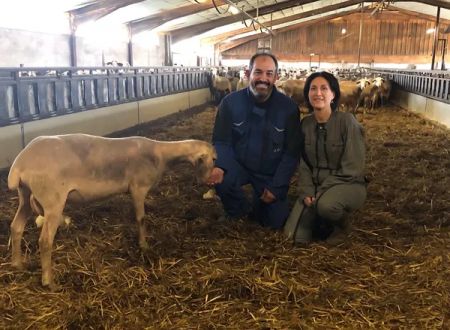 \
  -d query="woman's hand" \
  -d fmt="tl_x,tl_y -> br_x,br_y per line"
303,196 -> 316,207
207,167 -> 224,186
